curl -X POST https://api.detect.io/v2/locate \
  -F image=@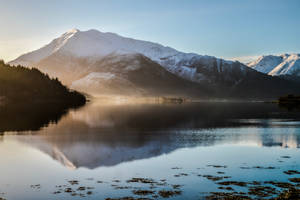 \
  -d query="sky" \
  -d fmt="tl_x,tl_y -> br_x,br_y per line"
1,0 -> 300,63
